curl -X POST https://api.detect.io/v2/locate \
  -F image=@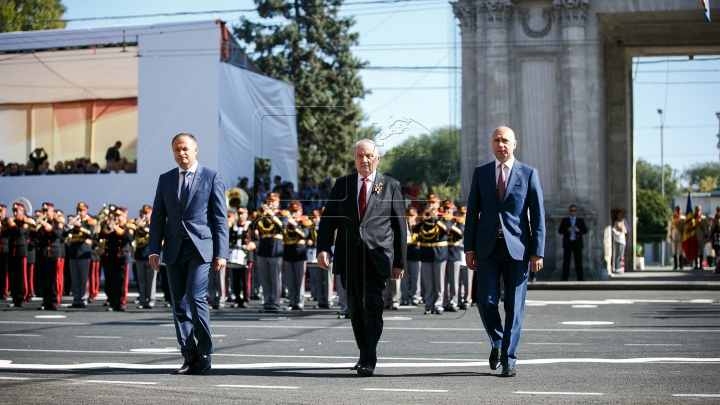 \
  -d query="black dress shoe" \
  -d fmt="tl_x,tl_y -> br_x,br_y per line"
489,348 -> 501,370
351,362 -> 362,370
174,362 -> 198,375
196,355 -> 211,374
357,365 -> 374,376
501,364 -> 516,377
